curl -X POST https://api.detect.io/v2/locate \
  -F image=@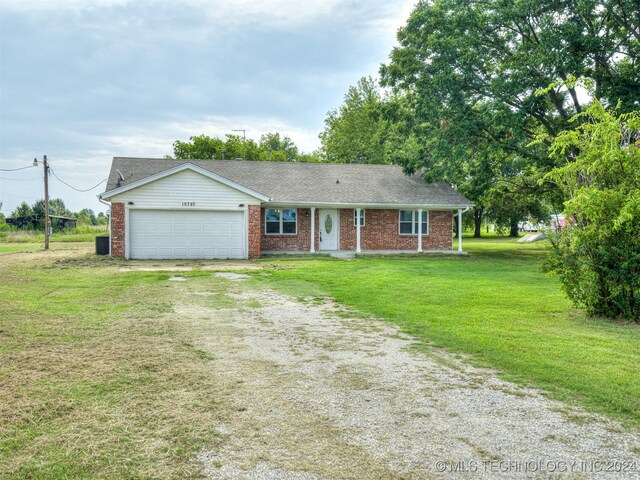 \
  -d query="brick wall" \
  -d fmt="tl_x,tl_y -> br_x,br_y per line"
247,205 -> 261,259
339,208 -> 452,251
260,208 -> 319,252
111,204 -> 453,258
110,202 -> 125,257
